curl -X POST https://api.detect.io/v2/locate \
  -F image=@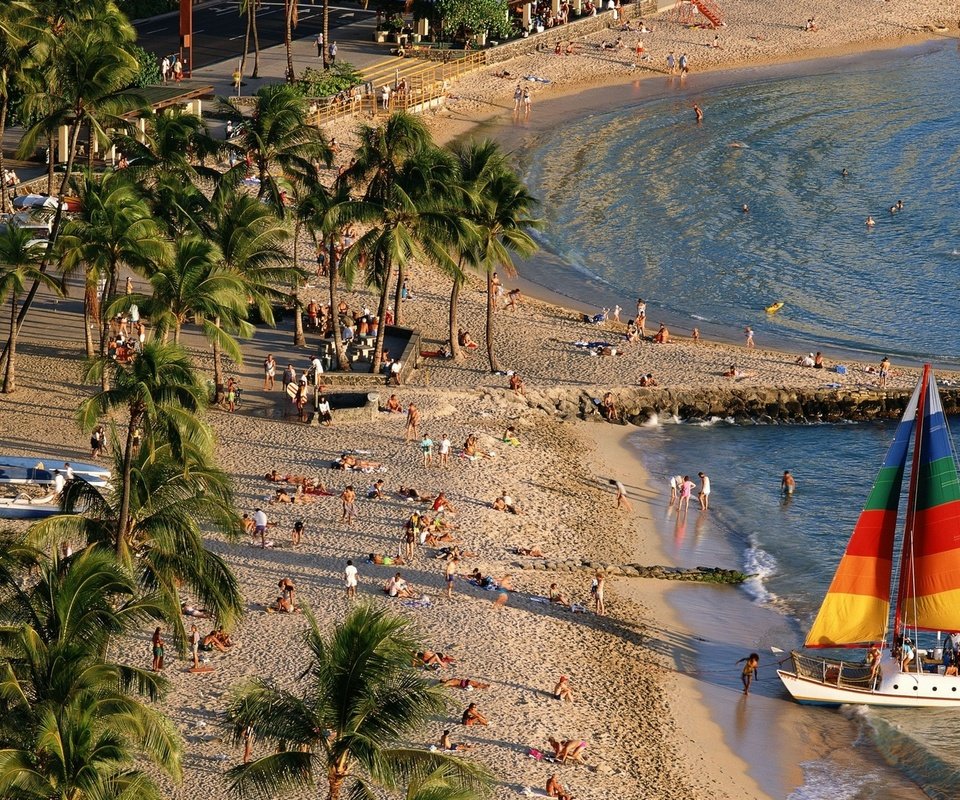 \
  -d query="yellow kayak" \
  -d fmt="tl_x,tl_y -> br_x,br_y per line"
765,302 -> 785,314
